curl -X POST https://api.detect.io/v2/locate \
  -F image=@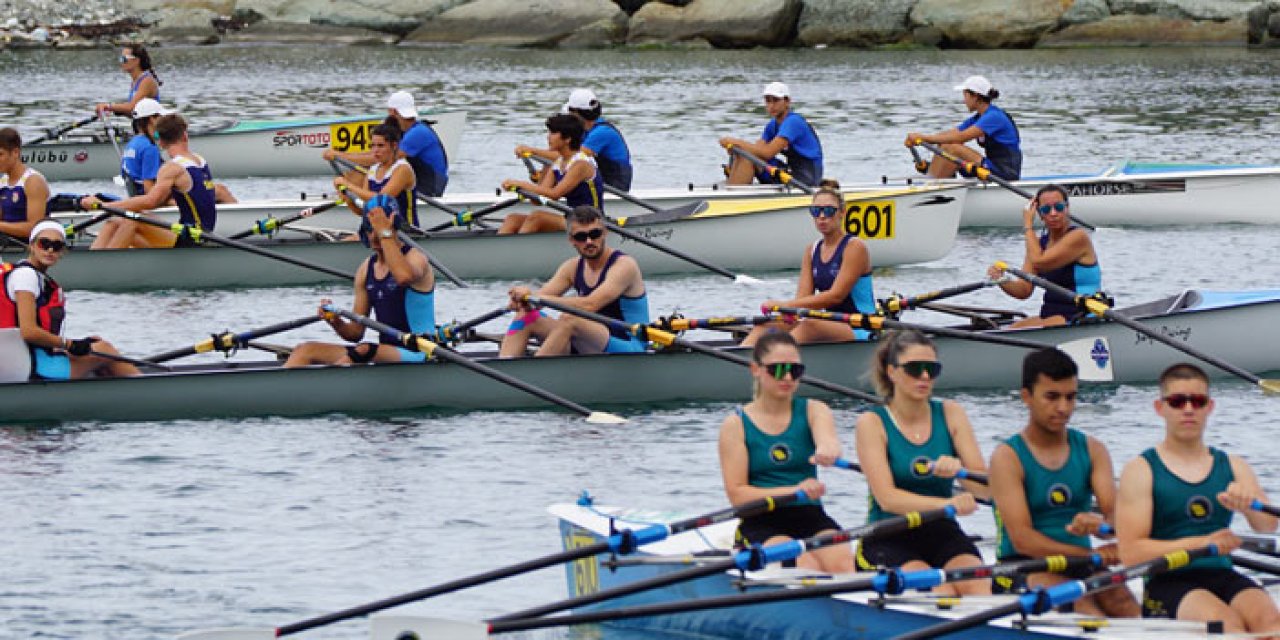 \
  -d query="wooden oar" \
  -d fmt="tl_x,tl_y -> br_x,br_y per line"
525,295 -> 880,404
328,305 -> 624,424
226,199 -> 344,240
881,279 -> 996,315
147,314 -> 323,363
721,143 -> 816,194
521,153 -> 709,225
511,187 -> 762,285
250,495 -> 798,637
833,457 -> 988,485
999,262 -> 1280,394
96,206 -> 353,280
88,349 -> 172,372
890,545 -> 1219,640
910,140 -> 1096,232
25,115 -> 99,146
490,506 -> 956,622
